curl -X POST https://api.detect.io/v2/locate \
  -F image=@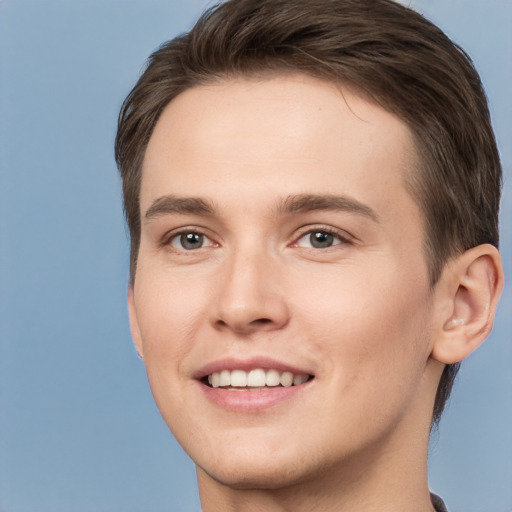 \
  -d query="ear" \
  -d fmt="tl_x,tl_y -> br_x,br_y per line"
431,244 -> 504,364
127,284 -> 144,359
